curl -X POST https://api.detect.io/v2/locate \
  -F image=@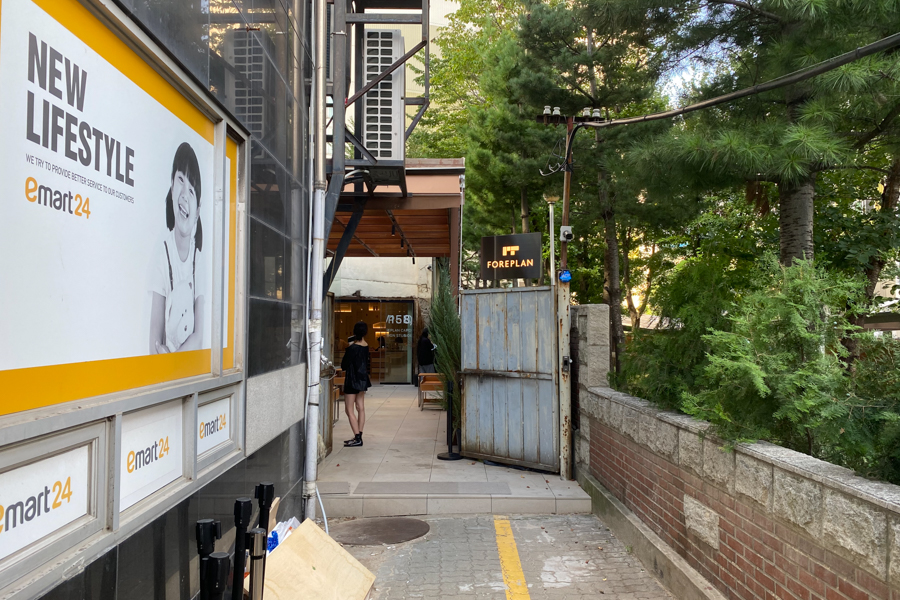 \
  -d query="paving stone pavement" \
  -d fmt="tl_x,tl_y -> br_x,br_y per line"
343,514 -> 675,599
